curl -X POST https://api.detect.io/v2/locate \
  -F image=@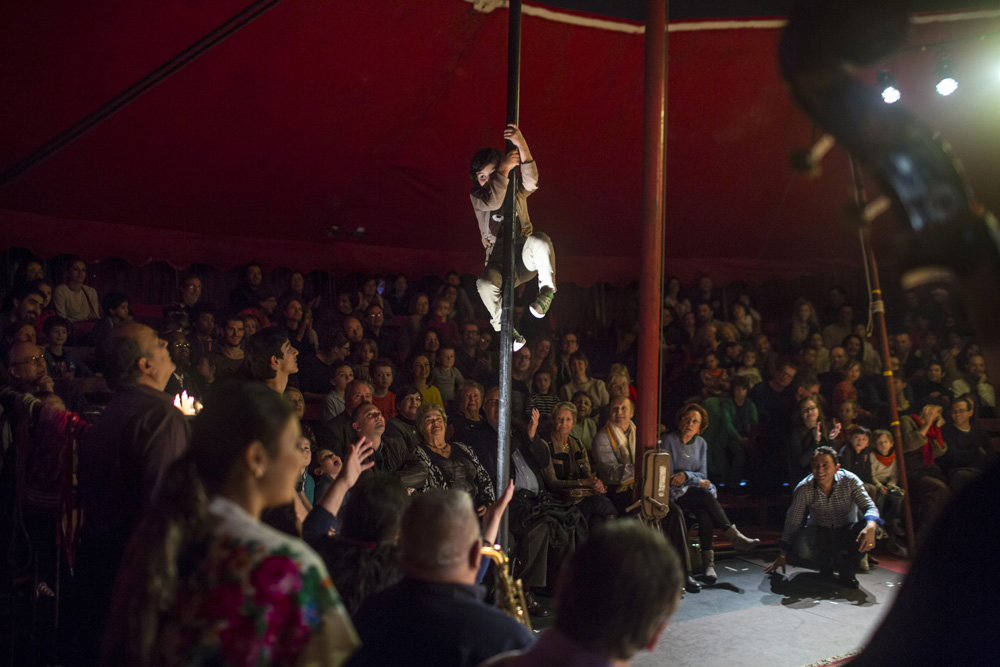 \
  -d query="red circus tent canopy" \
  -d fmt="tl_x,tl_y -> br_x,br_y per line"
2,1 -> 998,285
